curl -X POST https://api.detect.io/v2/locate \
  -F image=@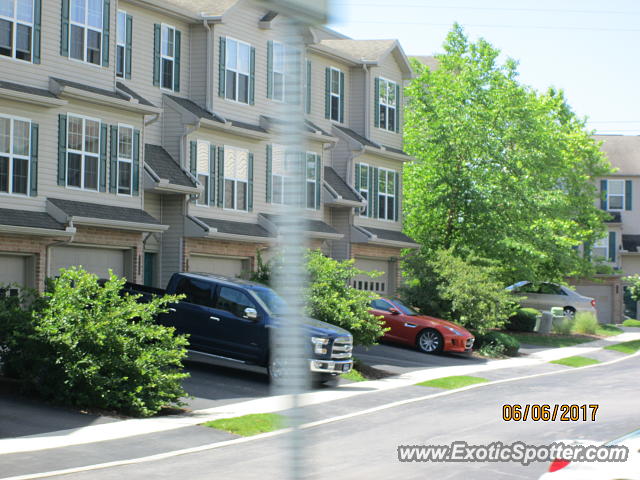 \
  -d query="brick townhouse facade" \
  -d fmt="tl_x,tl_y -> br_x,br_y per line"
0,0 -> 418,296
